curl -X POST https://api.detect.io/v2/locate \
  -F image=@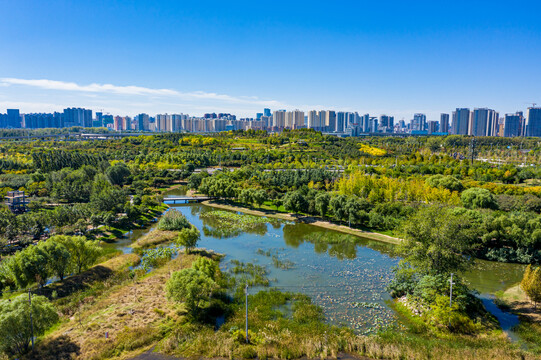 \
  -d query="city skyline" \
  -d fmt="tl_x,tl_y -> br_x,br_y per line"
4,104 -> 541,138
1,1 -> 541,119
